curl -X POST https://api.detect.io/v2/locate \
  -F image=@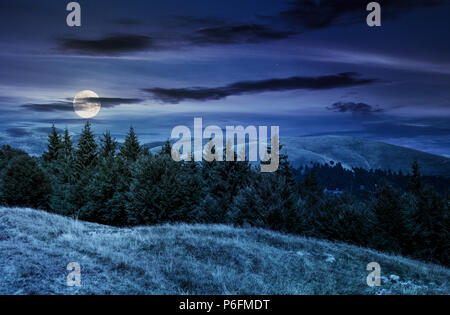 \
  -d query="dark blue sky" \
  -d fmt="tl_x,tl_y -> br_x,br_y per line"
0,0 -> 449,156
